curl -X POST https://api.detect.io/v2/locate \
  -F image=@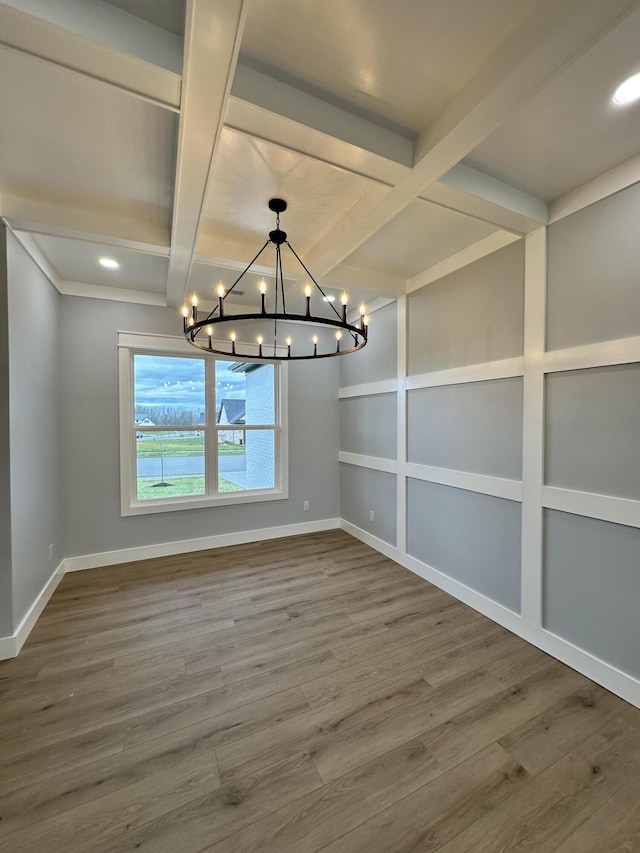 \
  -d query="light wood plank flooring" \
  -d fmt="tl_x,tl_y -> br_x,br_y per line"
1,529 -> 639,852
